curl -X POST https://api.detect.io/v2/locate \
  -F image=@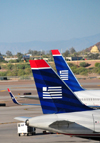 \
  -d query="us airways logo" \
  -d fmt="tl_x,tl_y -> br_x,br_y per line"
43,86 -> 62,99
60,70 -> 68,80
